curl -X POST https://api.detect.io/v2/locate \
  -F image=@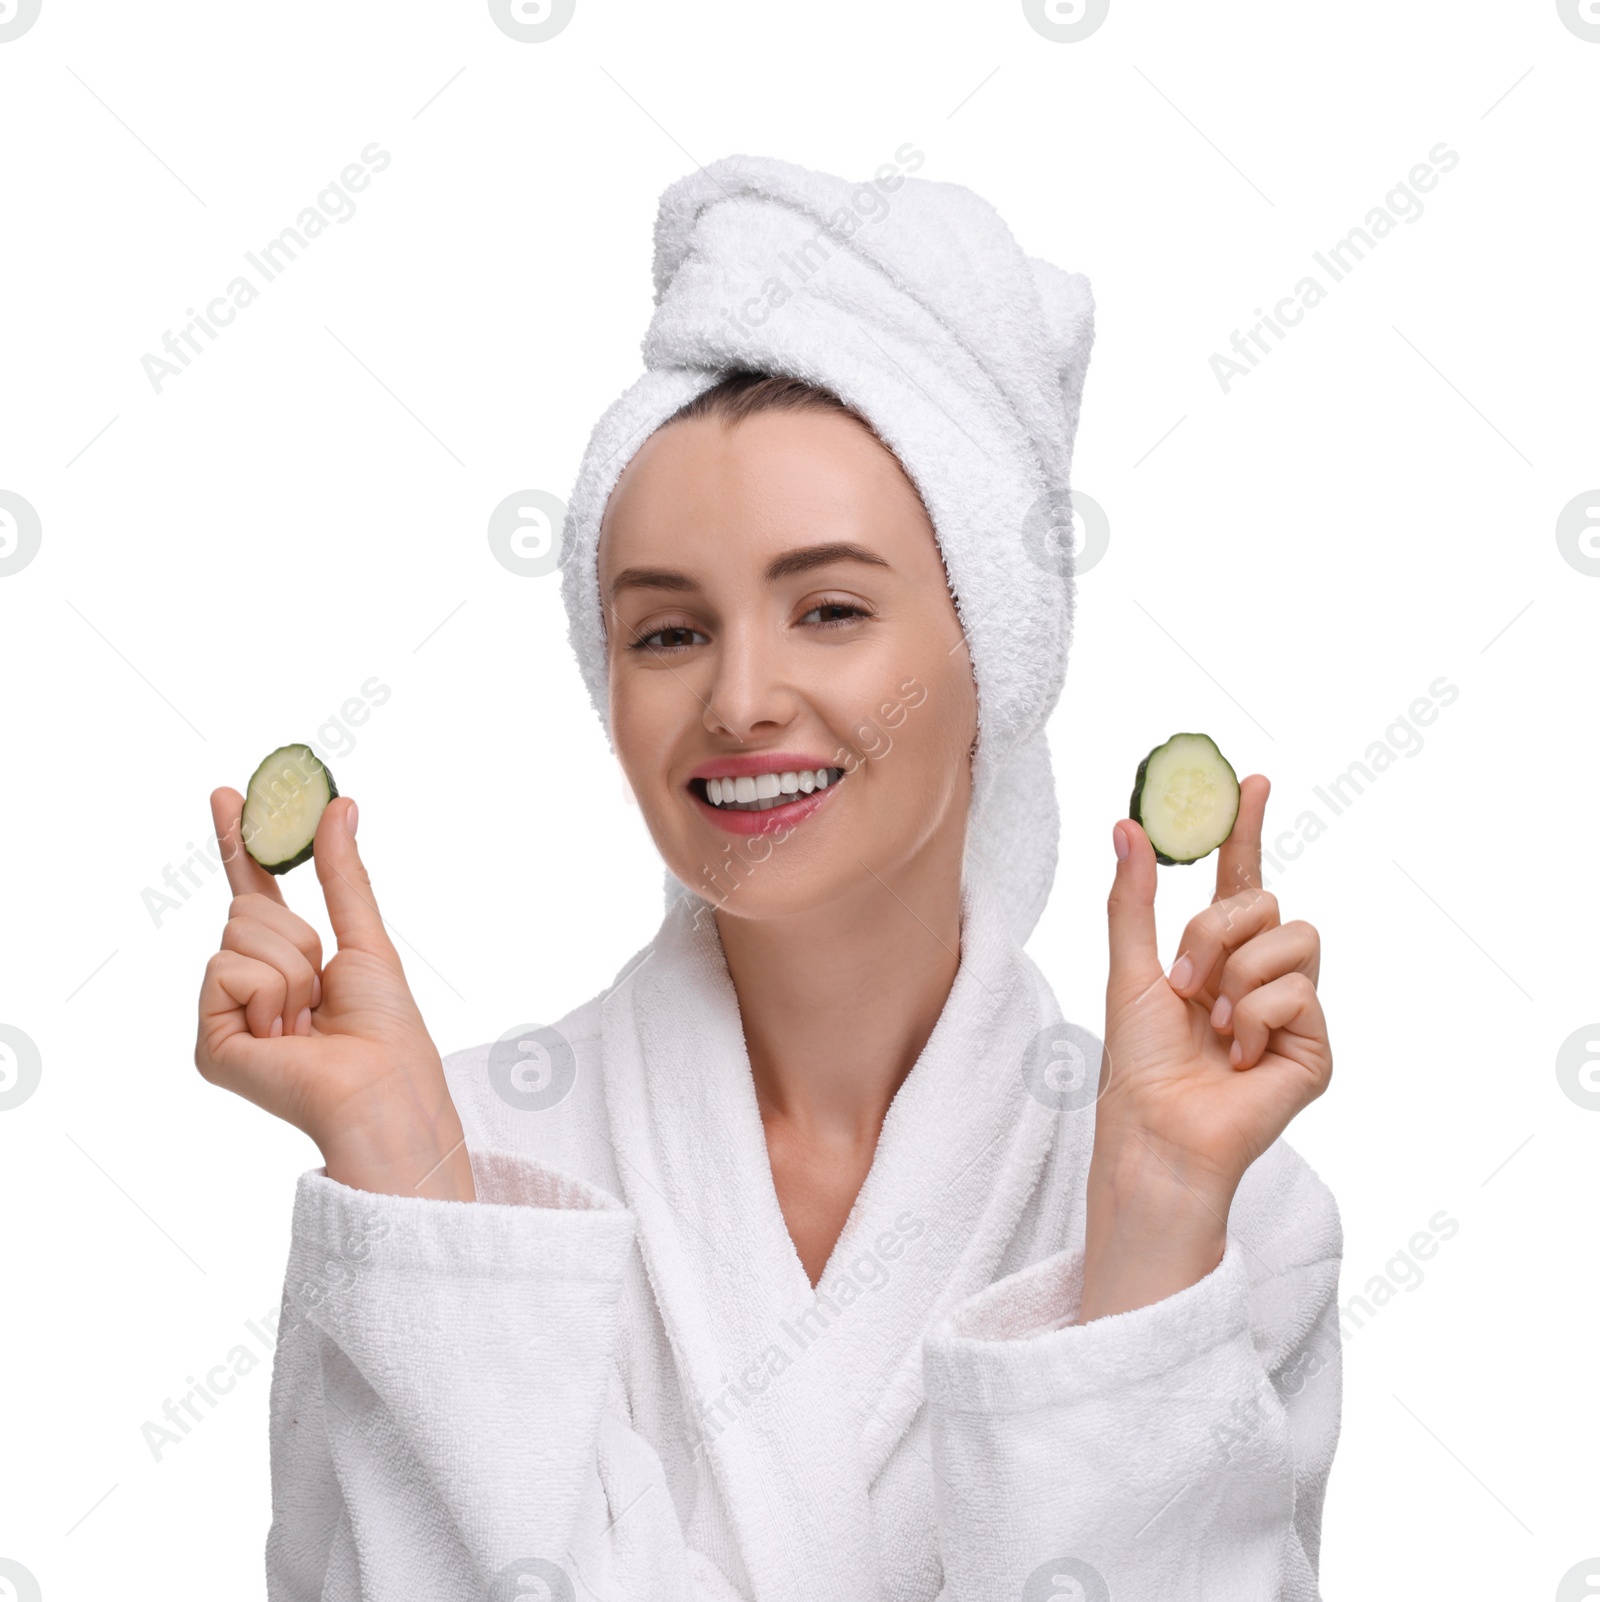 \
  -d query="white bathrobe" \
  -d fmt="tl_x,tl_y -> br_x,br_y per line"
263,875 -> 1343,1600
